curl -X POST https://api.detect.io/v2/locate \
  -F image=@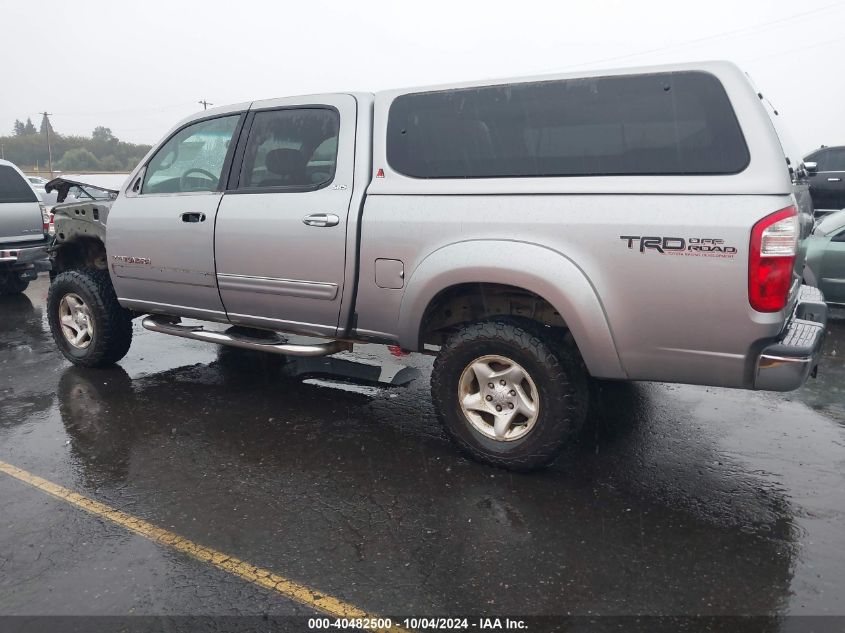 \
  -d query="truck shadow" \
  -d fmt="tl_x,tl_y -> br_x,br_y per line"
55,351 -> 797,620
788,310 -> 845,423
0,293 -> 40,350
